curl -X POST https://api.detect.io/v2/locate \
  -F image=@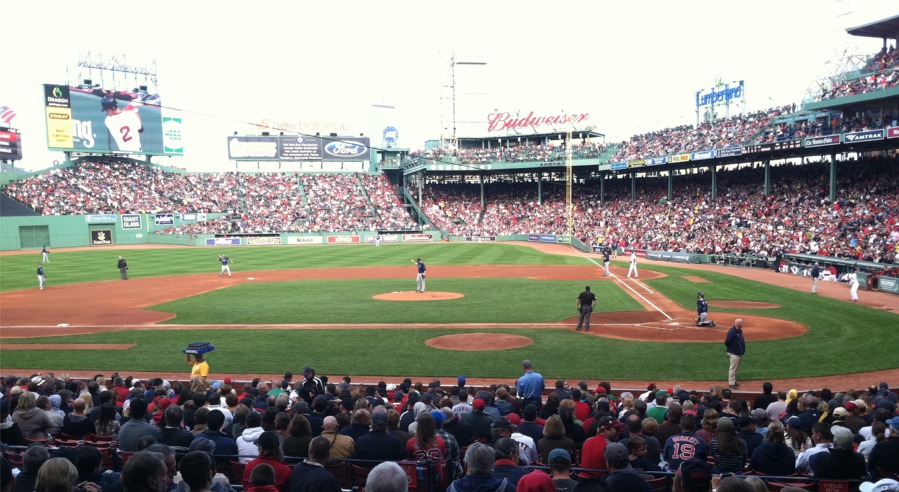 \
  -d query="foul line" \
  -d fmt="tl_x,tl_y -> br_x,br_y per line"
570,246 -> 673,320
